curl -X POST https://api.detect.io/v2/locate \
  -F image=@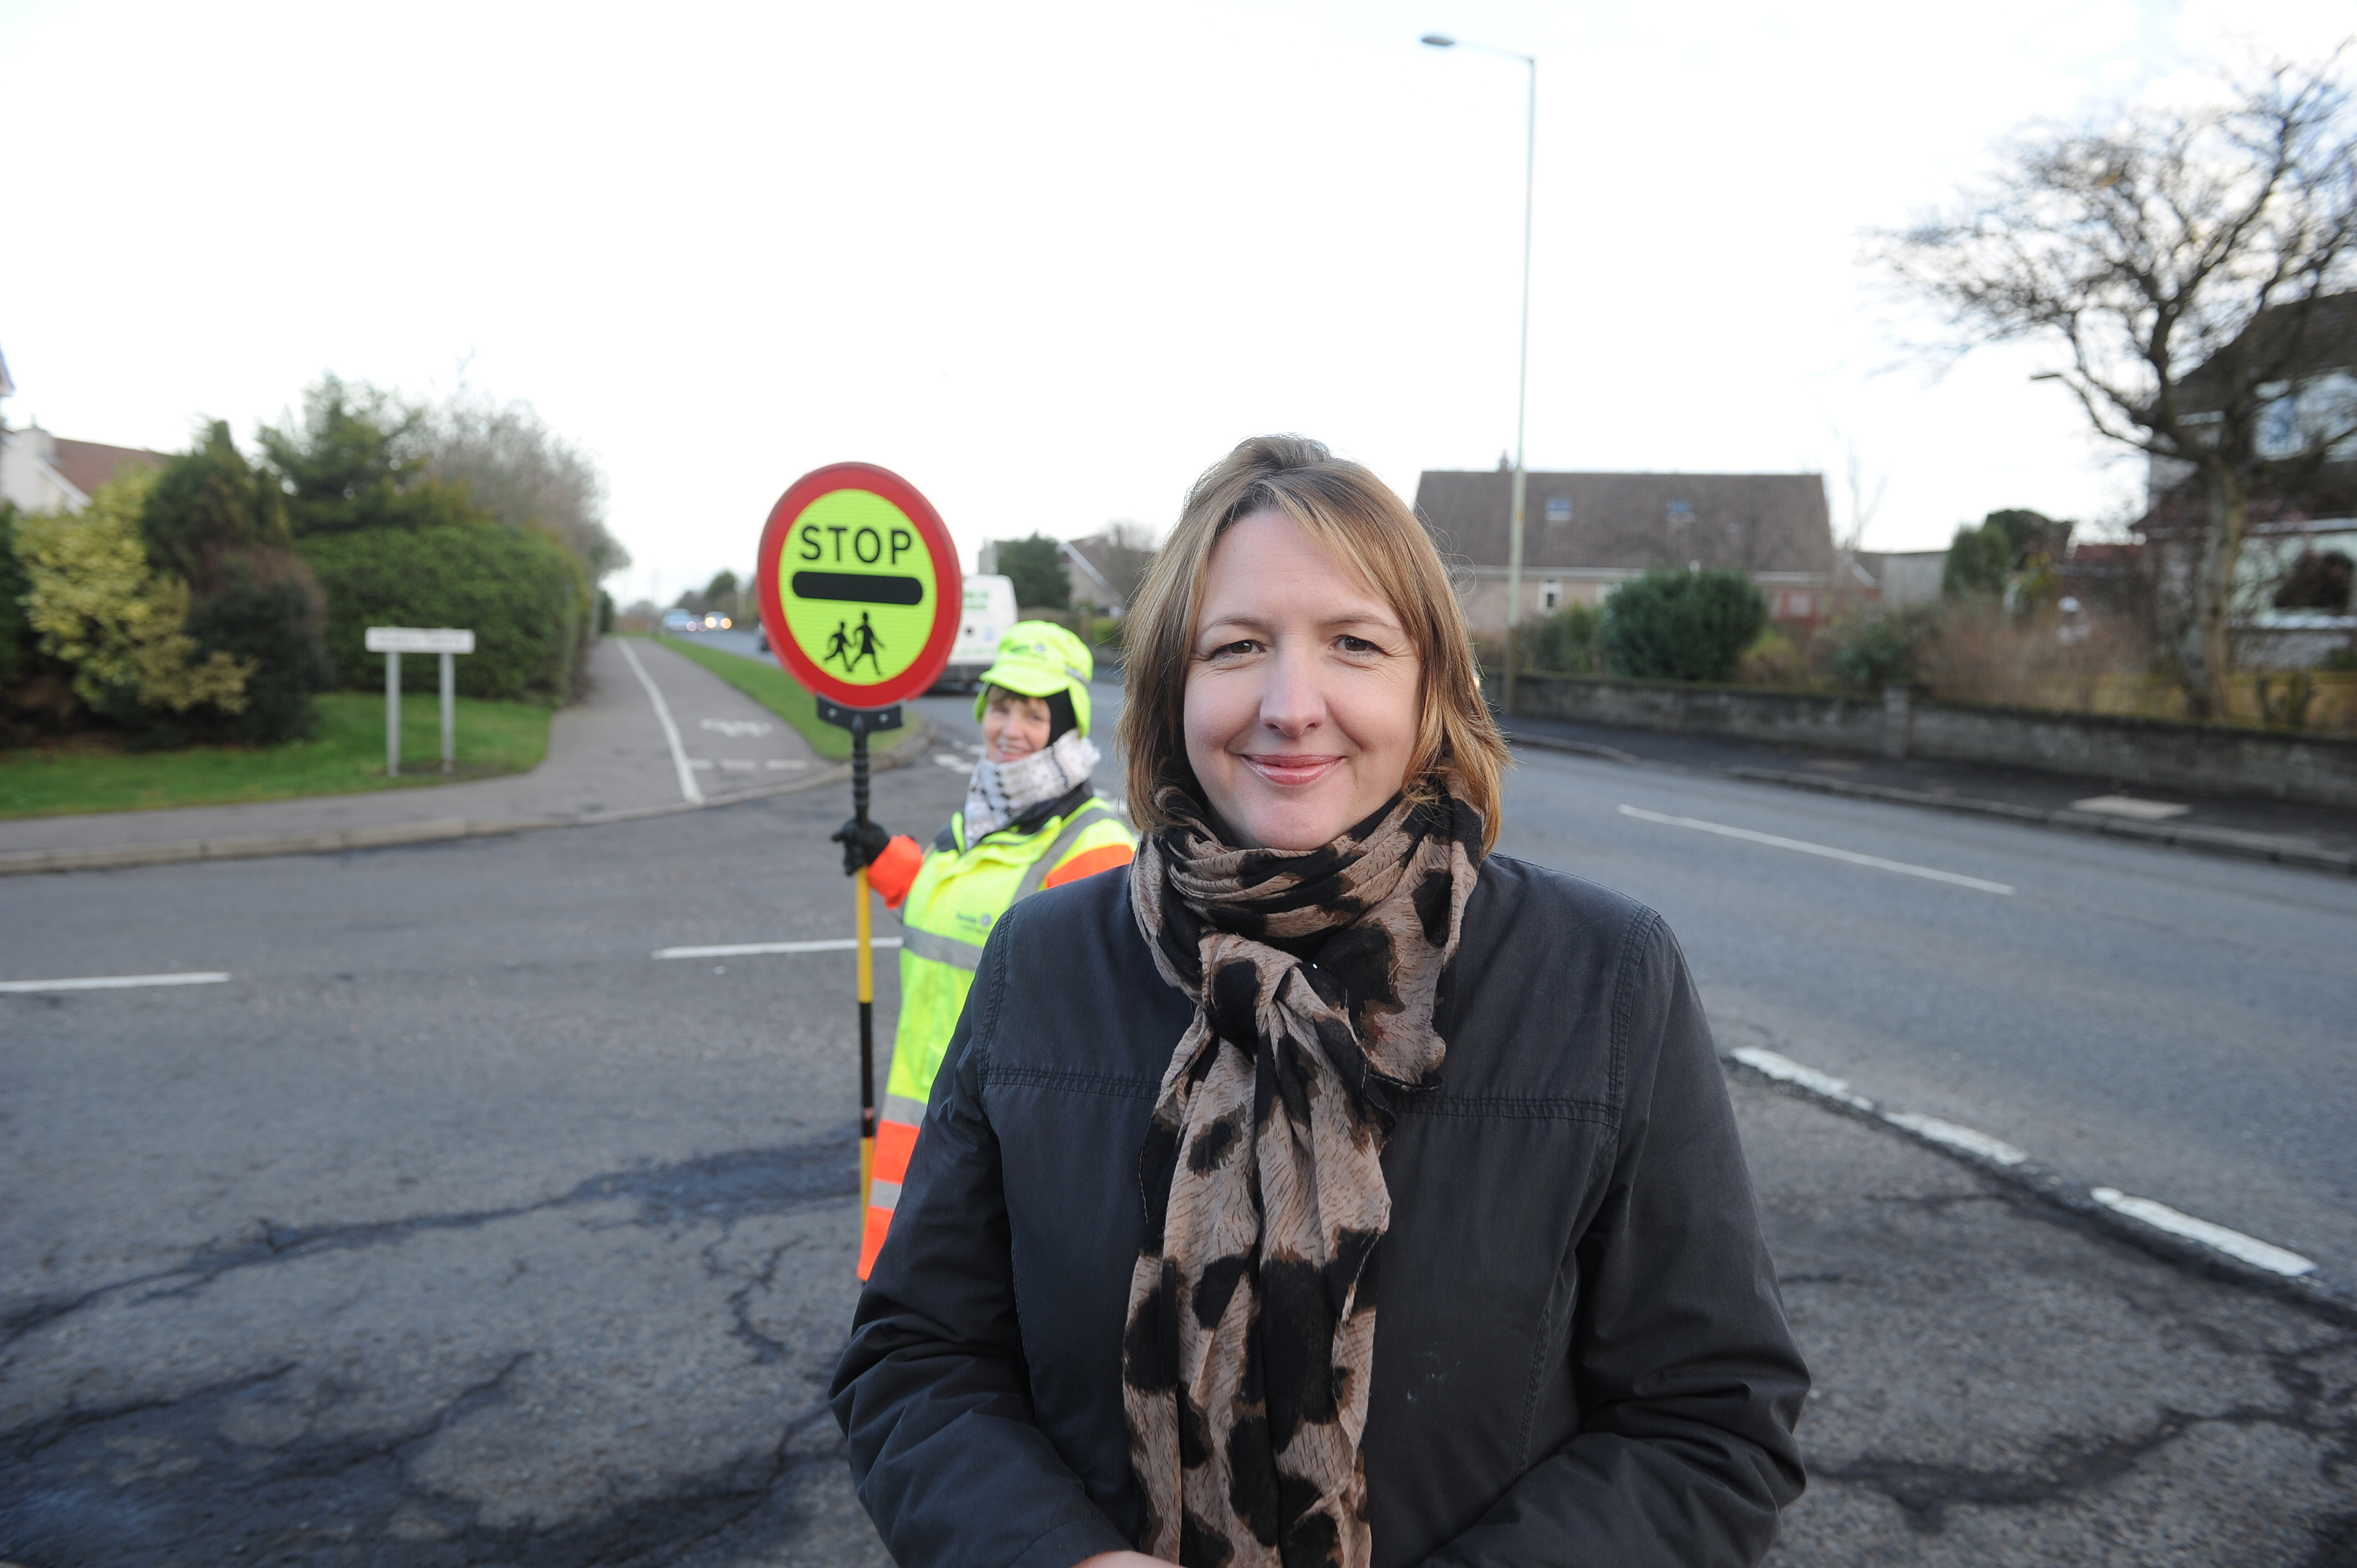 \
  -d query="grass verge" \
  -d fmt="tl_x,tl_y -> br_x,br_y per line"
652,634 -> 928,761
0,693 -> 553,820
